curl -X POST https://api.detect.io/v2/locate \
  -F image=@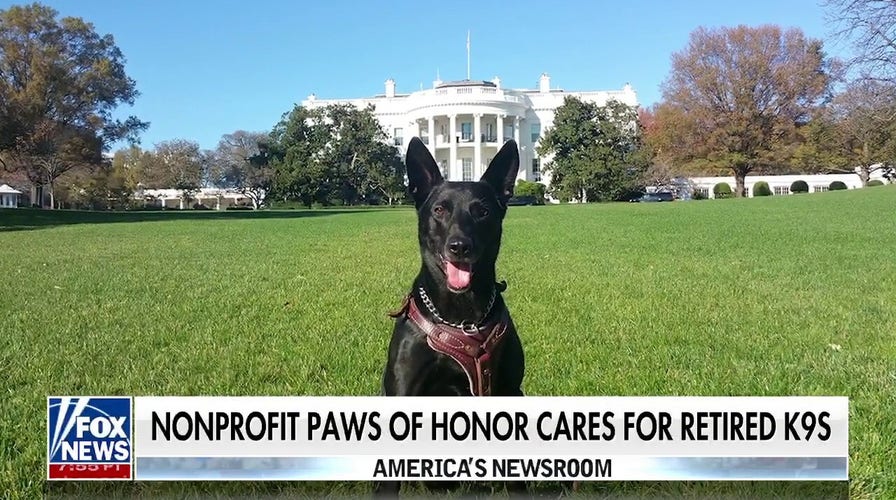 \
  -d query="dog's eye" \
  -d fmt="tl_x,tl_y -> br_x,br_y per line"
433,206 -> 446,217
471,205 -> 489,218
